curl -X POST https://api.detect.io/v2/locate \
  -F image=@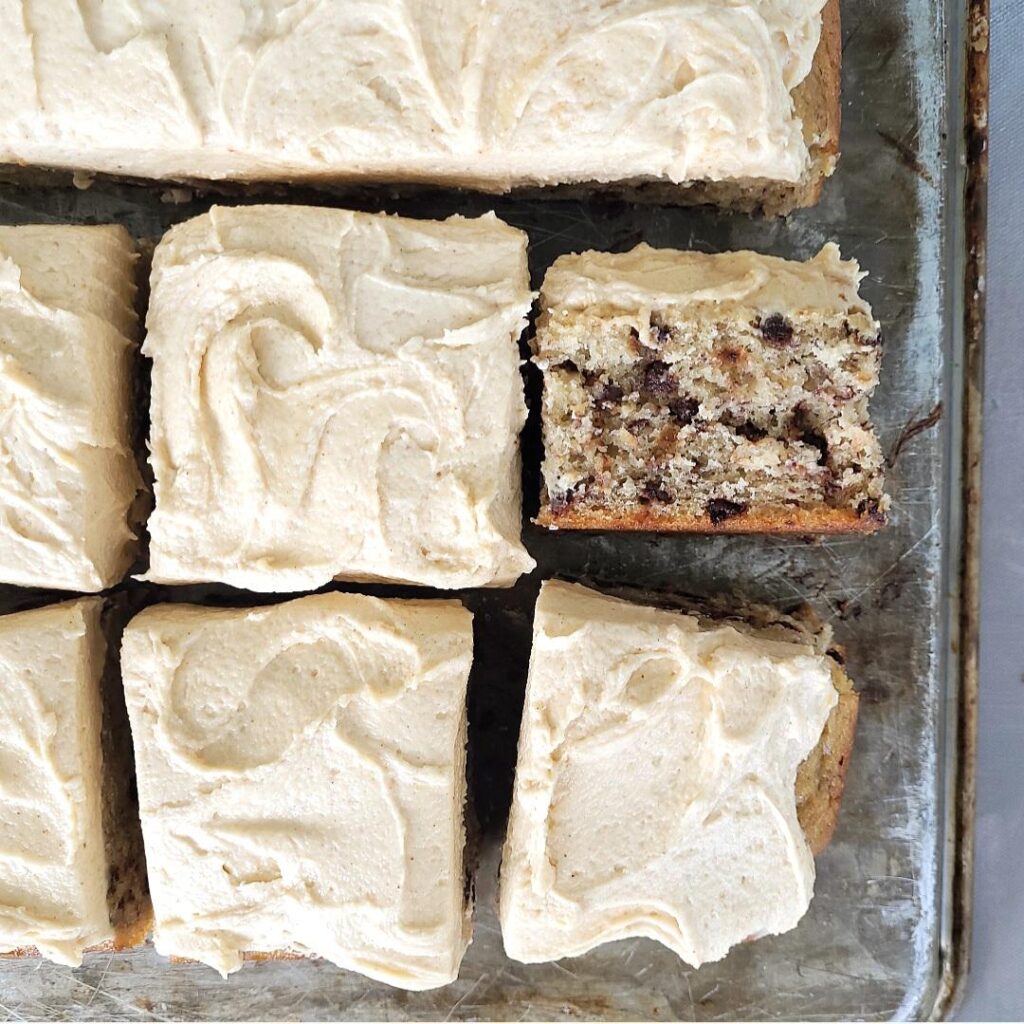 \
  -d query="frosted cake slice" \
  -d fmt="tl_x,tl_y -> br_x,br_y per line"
0,224 -> 142,590
121,592 -> 474,989
499,580 -> 858,966
0,1 -> 839,214
143,205 -> 534,591
0,599 -> 149,964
